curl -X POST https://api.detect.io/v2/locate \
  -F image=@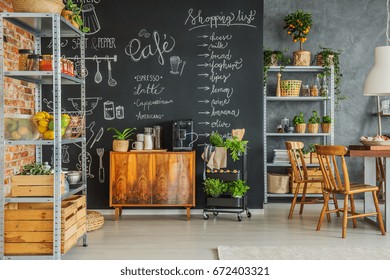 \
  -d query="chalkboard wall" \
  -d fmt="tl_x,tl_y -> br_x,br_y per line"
53,0 -> 263,209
